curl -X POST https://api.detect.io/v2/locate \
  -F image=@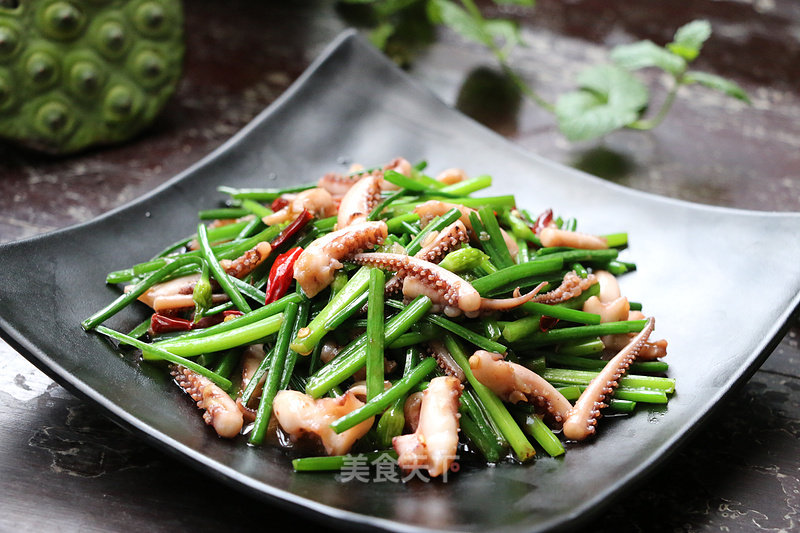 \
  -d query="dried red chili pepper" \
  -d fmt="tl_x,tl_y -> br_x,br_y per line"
270,209 -> 312,249
271,197 -> 289,211
533,208 -> 553,235
150,314 -> 194,334
264,247 -> 303,304
539,316 -> 559,332
151,309 -> 245,334
191,313 -> 233,329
